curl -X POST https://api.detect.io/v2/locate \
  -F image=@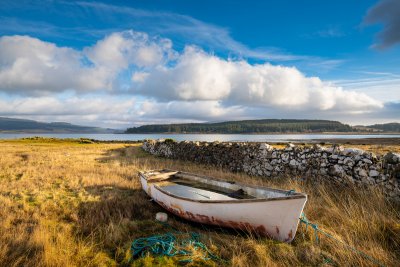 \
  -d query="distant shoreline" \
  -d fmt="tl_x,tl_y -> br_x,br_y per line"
0,131 -> 119,134
1,131 -> 400,135
1,136 -> 399,146
120,132 -> 400,135
1,133 -> 400,144
310,137 -> 400,145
